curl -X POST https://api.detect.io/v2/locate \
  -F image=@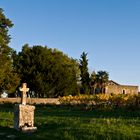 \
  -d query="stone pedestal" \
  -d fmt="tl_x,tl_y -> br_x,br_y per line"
14,104 -> 37,132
